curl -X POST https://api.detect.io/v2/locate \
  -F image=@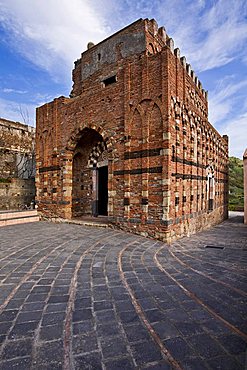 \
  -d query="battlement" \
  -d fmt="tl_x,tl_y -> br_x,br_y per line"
144,18 -> 207,99
71,18 -> 207,100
